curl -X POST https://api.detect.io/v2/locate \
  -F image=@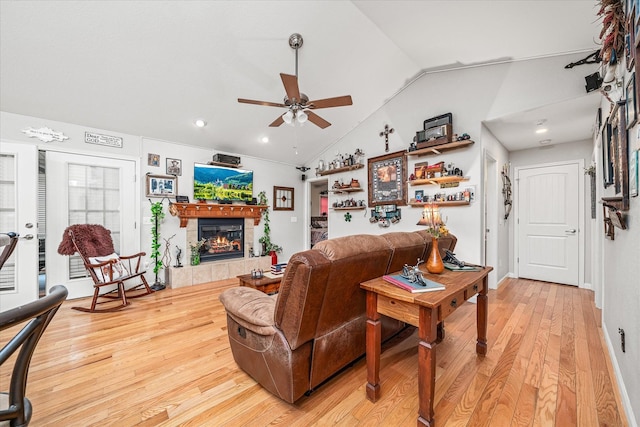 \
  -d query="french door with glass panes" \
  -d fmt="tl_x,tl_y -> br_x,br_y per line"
46,152 -> 138,299
0,142 -> 39,311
